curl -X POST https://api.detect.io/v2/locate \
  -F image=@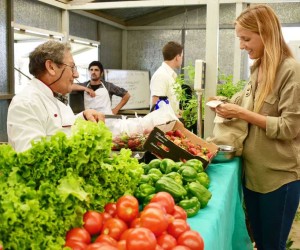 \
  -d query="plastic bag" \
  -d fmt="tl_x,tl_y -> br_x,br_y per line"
106,101 -> 178,138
